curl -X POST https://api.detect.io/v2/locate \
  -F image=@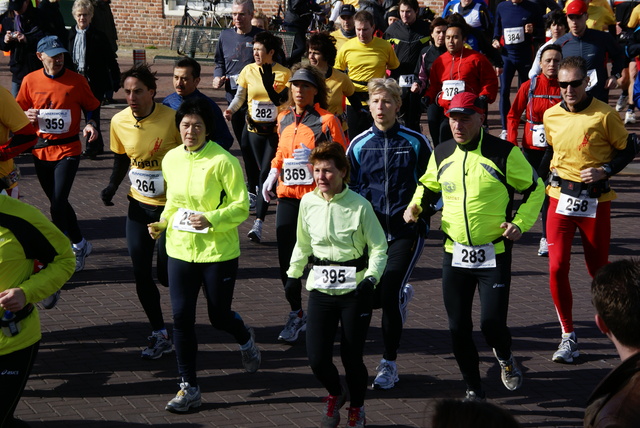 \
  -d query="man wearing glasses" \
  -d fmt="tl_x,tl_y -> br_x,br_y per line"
541,56 -> 635,364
